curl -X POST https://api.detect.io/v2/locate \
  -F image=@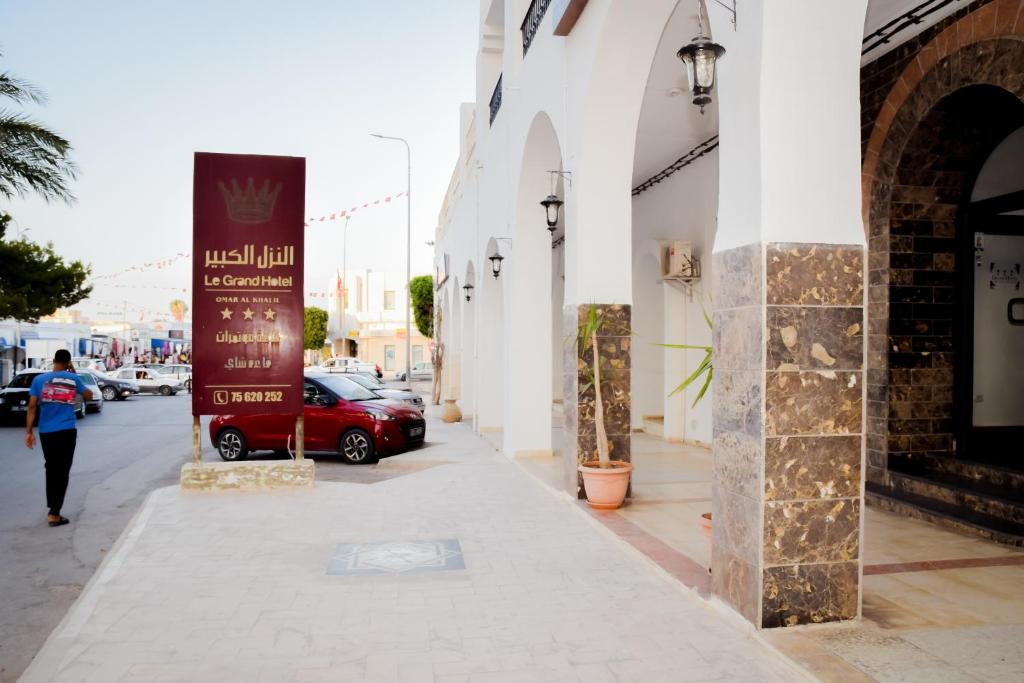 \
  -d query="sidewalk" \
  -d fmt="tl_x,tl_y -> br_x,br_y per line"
21,413 -> 804,682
